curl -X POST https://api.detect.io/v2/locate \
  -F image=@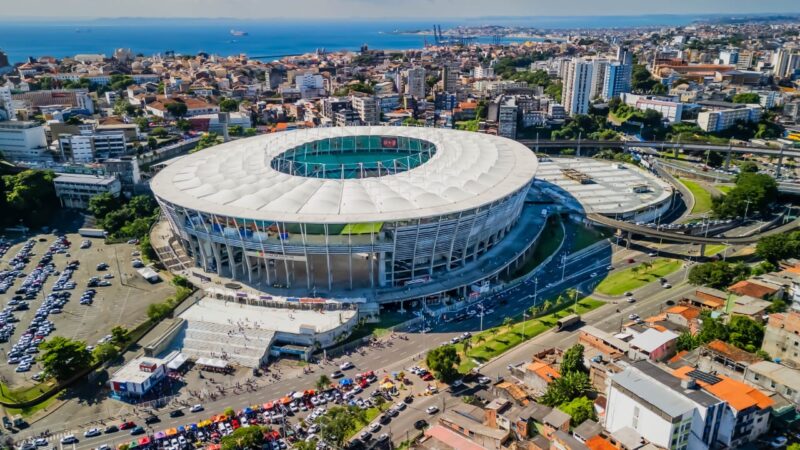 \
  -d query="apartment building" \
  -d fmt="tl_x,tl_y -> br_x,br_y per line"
498,97 -> 518,139
562,58 -> 593,116
697,105 -> 762,132
620,93 -> 684,123
761,311 -> 800,364
351,95 -> 379,125
0,120 -> 49,162
53,173 -> 122,209
404,67 -> 426,99
58,131 -> 127,162
602,62 -> 633,101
